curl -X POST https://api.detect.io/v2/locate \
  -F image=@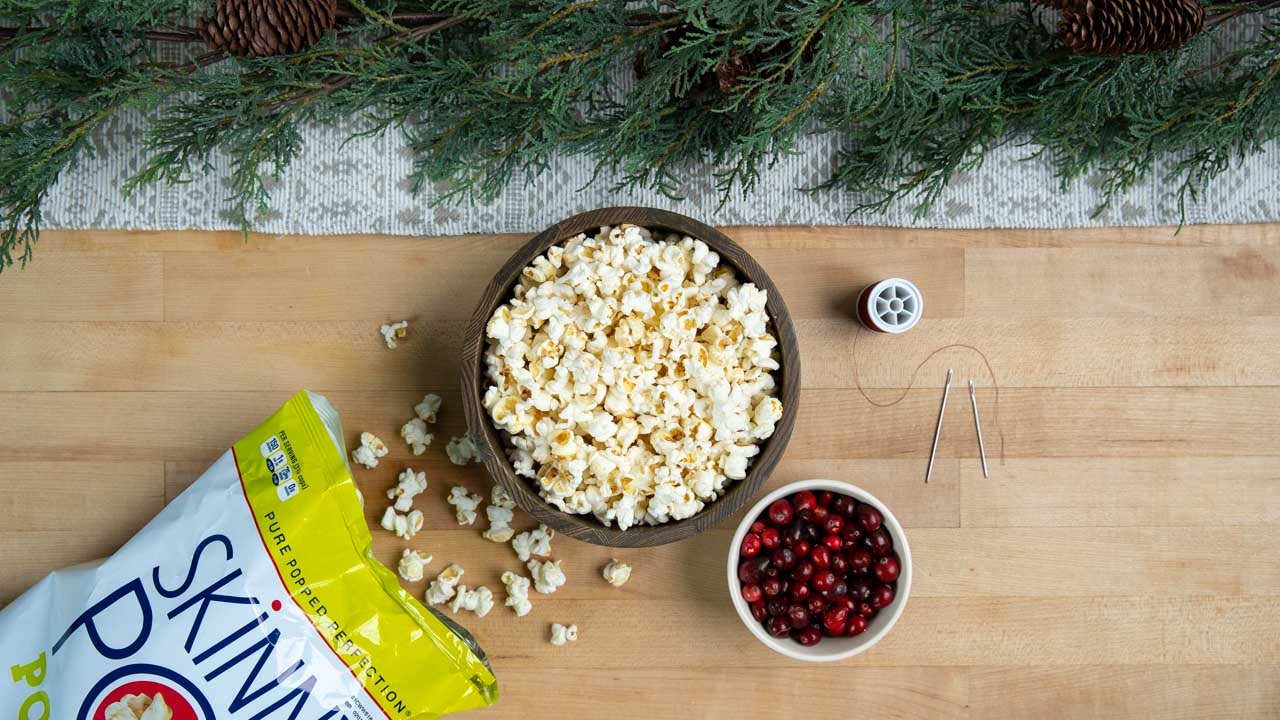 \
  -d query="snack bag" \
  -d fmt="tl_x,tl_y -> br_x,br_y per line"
1,391 -> 498,720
